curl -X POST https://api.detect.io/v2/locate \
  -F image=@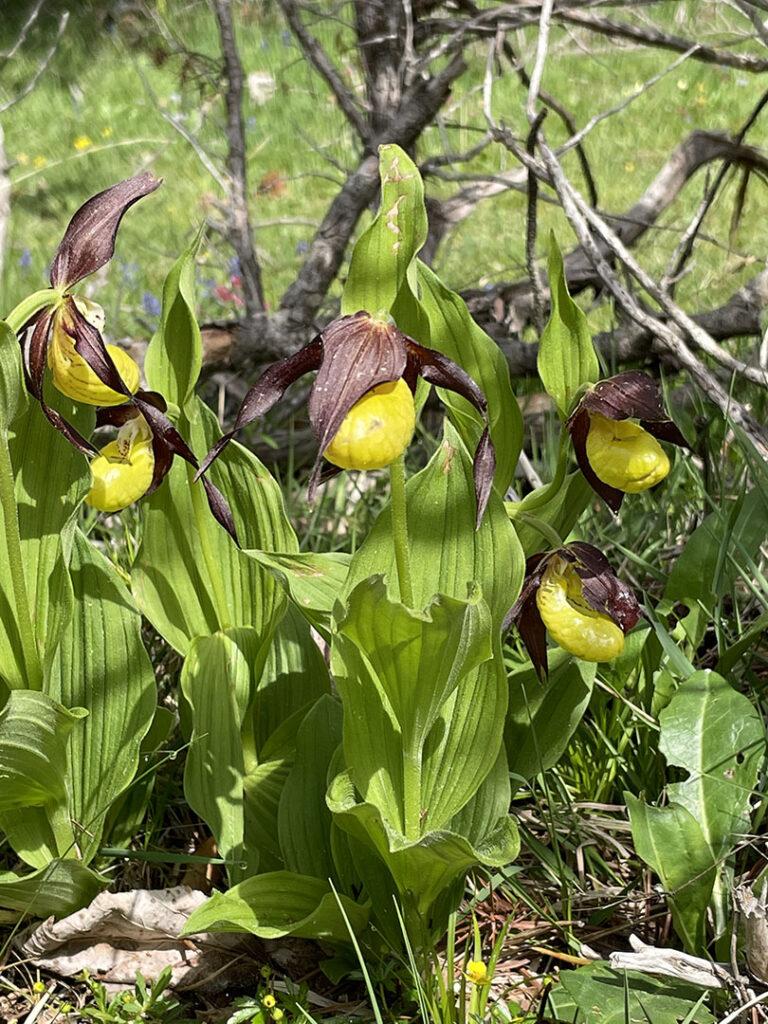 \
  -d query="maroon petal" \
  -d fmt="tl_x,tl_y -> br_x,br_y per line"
566,407 -> 624,514
50,173 -> 161,290
473,427 -> 496,530
504,552 -> 550,681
